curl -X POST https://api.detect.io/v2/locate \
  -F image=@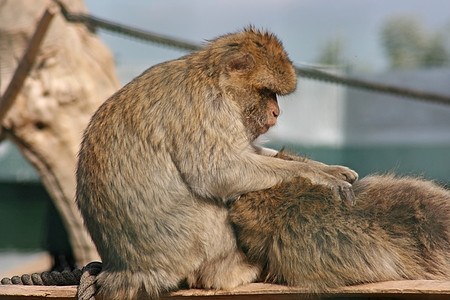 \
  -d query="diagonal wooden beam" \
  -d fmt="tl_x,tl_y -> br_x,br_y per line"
0,7 -> 56,123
